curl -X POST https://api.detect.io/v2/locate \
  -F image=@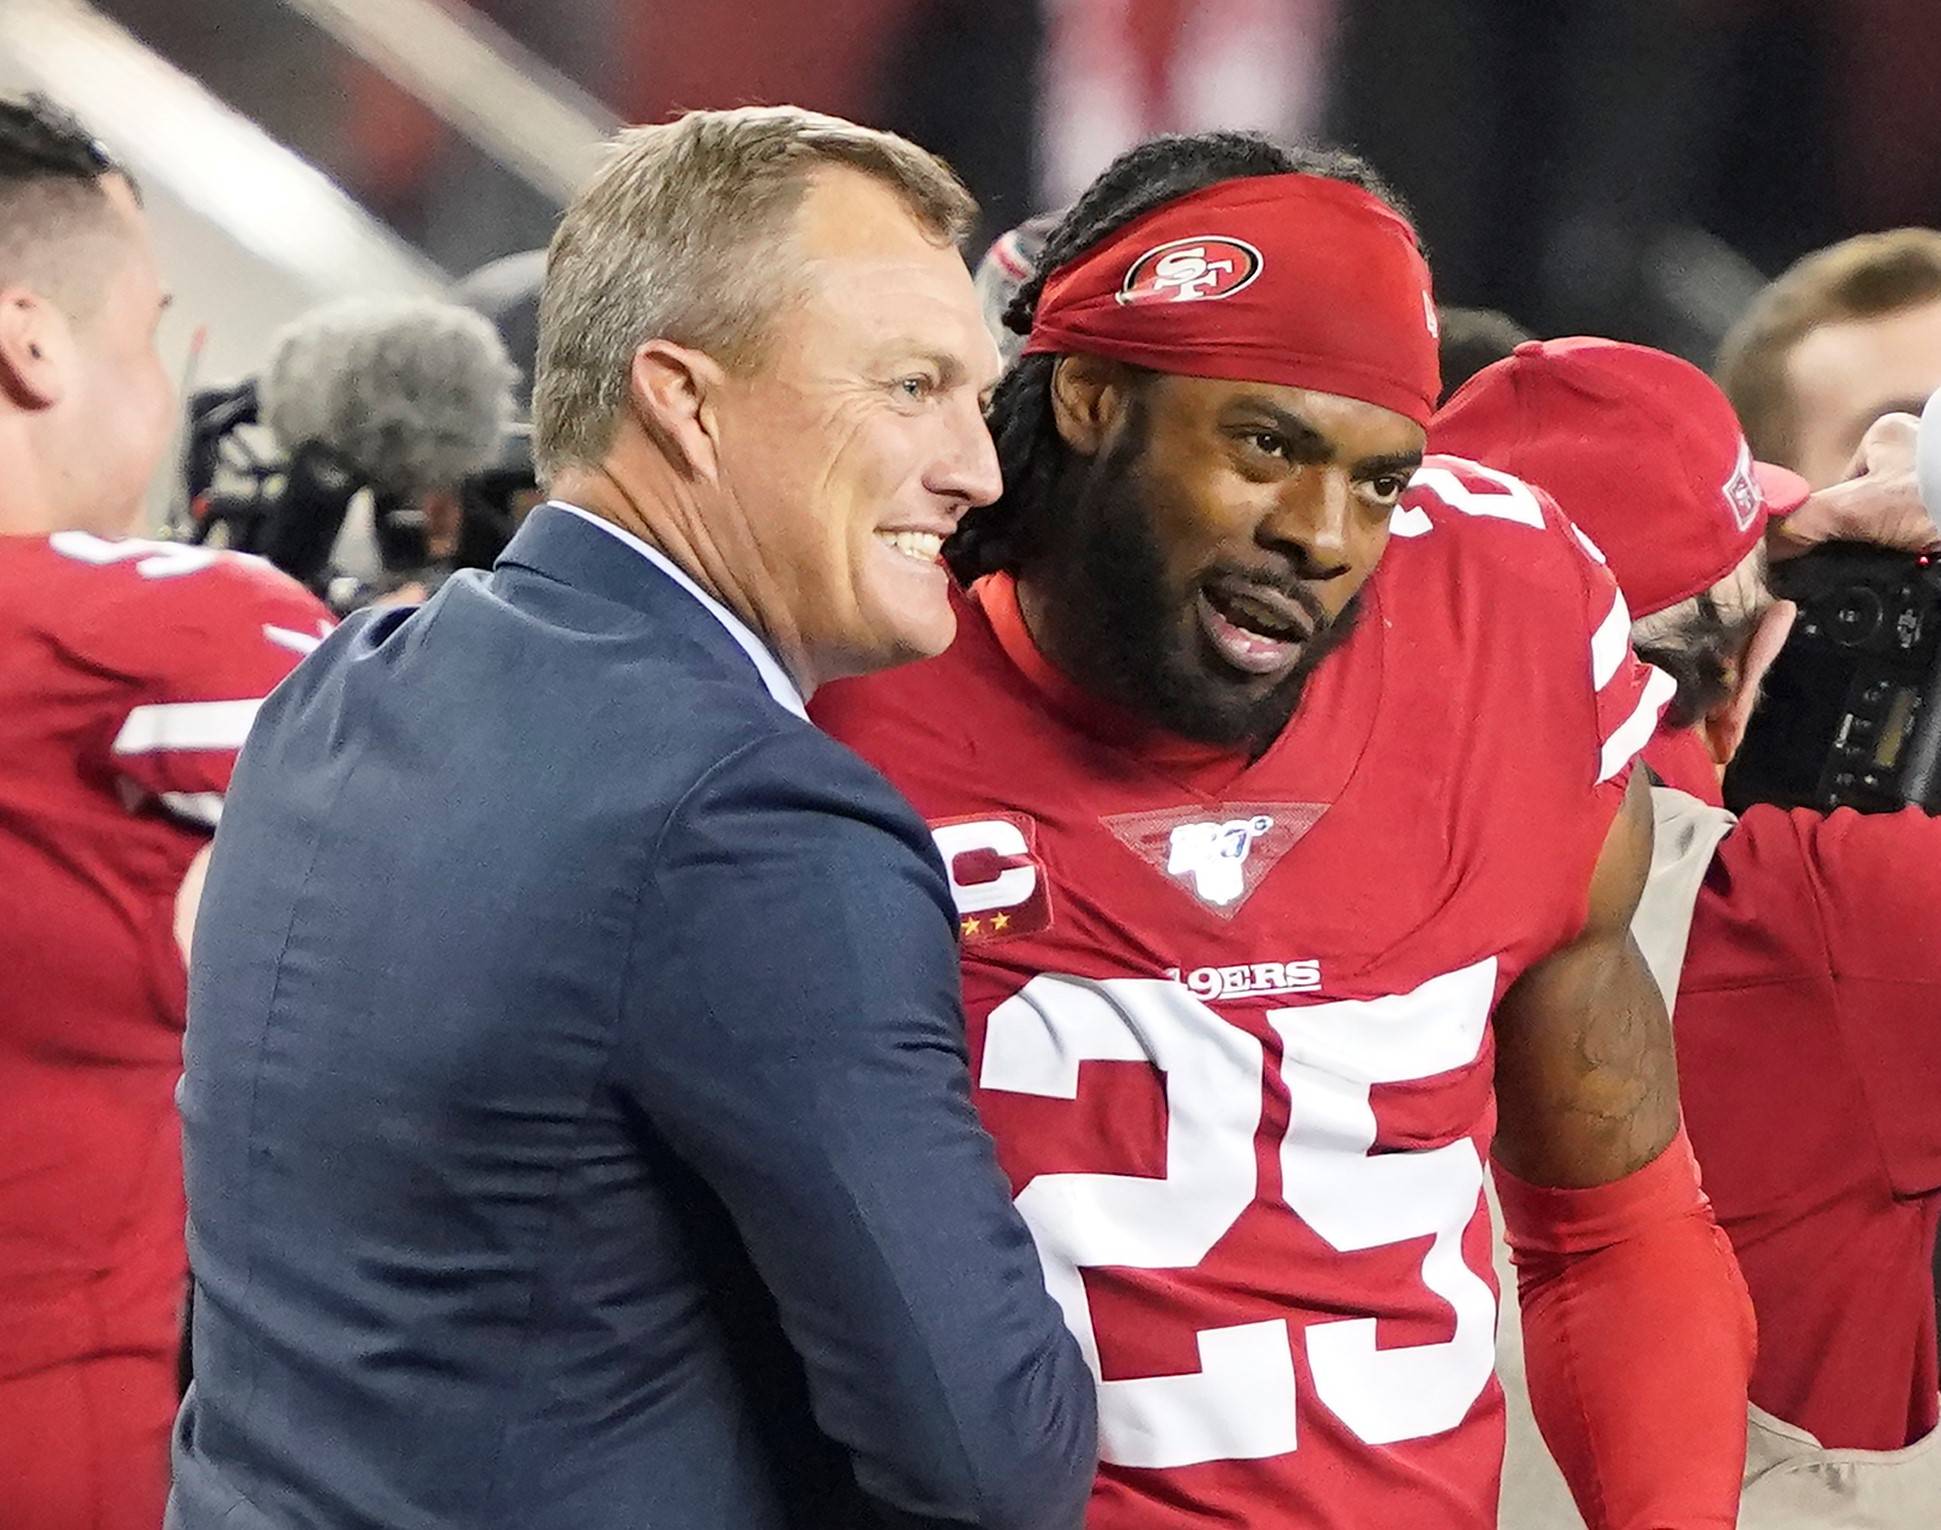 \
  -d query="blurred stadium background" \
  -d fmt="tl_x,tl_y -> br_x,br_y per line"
7,0 -> 1940,455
